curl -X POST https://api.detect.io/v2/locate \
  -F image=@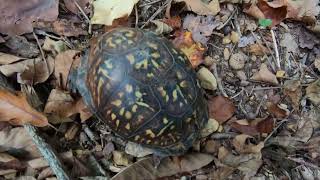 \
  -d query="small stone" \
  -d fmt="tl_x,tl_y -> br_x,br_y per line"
222,35 -> 231,44
222,25 -> 232,35
197,67 -> 217,90
230,31 -> 240,44
125,142 -> 153,157
224,48 -> 230,60
236,71 -> 247,81
251,55 -> 257,61
201,118 -> 220,137
204,140 -> 219,154
204,56 -> 216,67
229,52 -> 247,70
